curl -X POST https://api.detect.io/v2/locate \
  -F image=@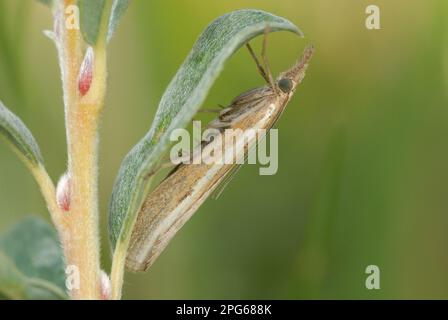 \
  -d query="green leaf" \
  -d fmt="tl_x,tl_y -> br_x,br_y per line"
0,217 -> 67,300
0,100 -> 43,166
78,0 -> 106,45
78,0 -> 107,45
107,0 -> 131,42
79,0 -> 130,45
108,10 -> 302,251
0,253 -> 27,299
